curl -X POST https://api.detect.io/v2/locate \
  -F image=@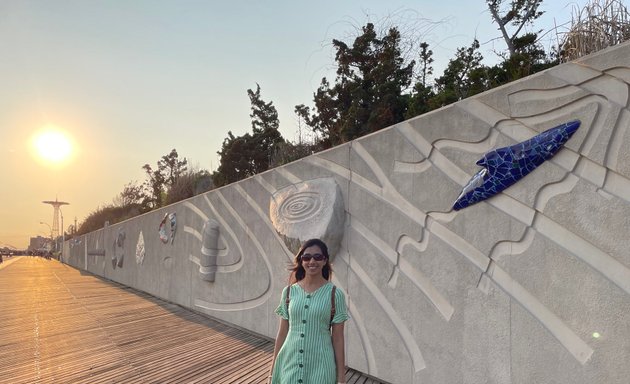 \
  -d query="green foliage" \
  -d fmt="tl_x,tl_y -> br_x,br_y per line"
405,82 -> 434,118
486,0 -> 545,57
410,1 -> 556,112
500,34 -> 555,80
432,39 -> 489,105
112,181 -> 150,211
297,23 -> 414,147
160,148 -> 189,187
77,149 -> 195,233
214,131 -> 253,187
214,84 -> 284,187
249,83 -> 280,133
293,11 -> 558,141
141,163 -> 165,209
81,0 -> 617,238
142,149 -> 188,208
418,42 -> 434,88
